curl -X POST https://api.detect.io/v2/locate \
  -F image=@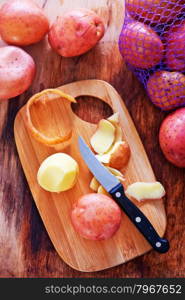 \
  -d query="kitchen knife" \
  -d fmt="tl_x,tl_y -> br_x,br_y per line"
78,136 -> 169,253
